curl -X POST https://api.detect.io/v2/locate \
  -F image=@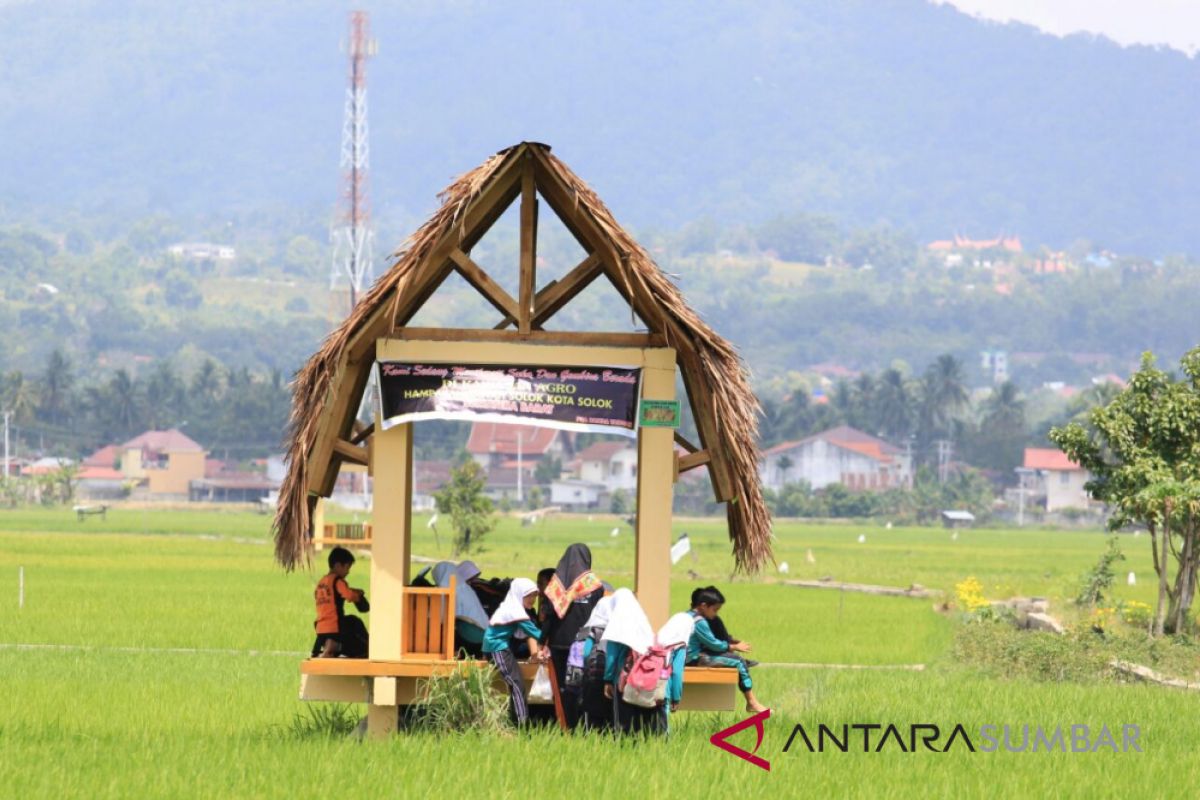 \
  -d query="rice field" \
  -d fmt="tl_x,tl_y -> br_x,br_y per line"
0,508 -> 1193,798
